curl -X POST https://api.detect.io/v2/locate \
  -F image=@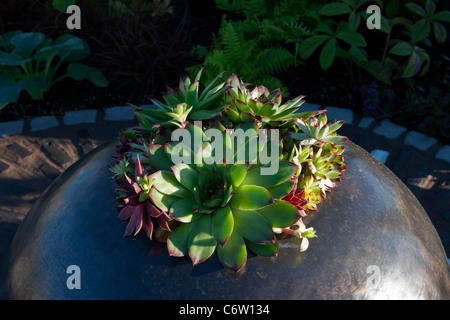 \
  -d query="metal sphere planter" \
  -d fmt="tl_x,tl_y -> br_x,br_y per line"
1,140 -> 449,300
